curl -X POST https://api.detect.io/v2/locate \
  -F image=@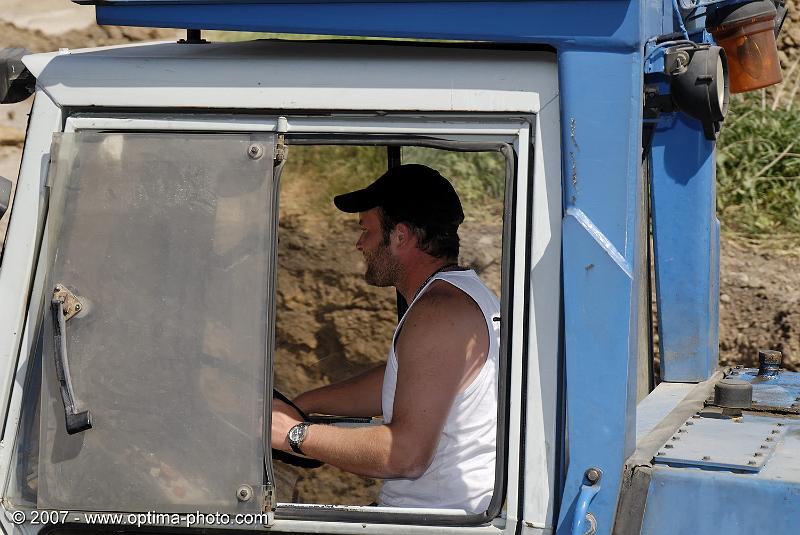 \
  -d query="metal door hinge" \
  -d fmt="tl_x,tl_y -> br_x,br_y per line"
262,483 -> 276,526
275,134 -> 287,162
53,284 -> 83,322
